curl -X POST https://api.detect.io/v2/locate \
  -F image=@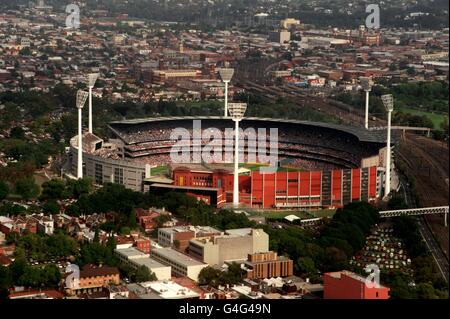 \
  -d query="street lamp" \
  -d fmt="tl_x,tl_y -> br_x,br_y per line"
86,73 -> 99,134
219,68 -> 235,117
228,102 -> 247,207
76,90 -> 89,179
381,94 -> 394,199
360,77 -> 373,129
